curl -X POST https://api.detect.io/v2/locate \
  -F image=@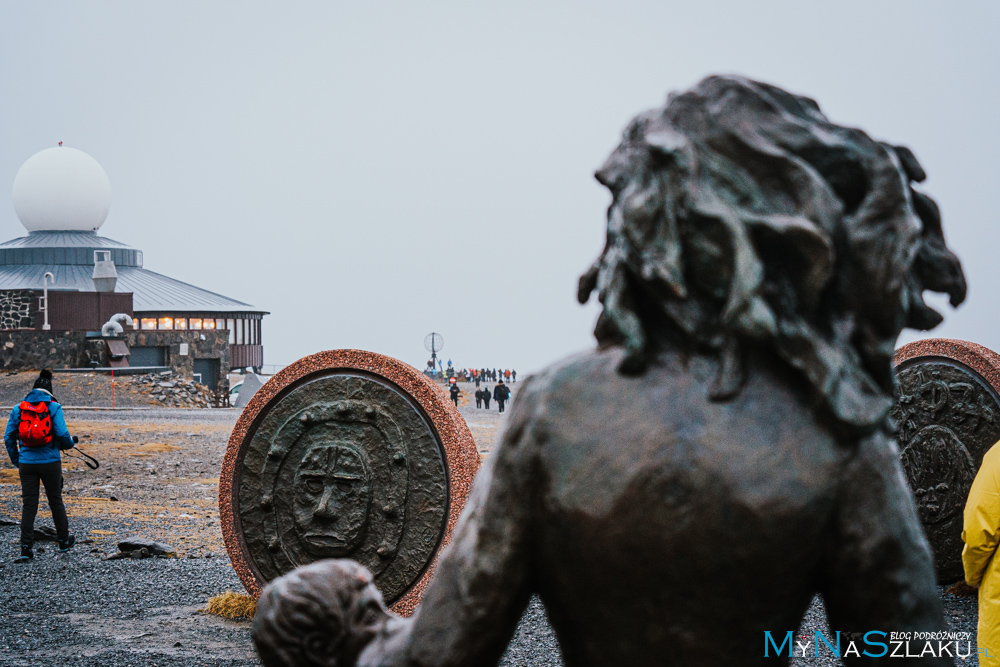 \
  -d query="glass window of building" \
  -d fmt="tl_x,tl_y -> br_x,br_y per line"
141,318 -> 156,330
190,318 -> 202,330
236,319 -> 243,343
216,318 -> 225,330
174,318 -> 187,330
157,317 -> 173,330
203,319 -> 215,330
